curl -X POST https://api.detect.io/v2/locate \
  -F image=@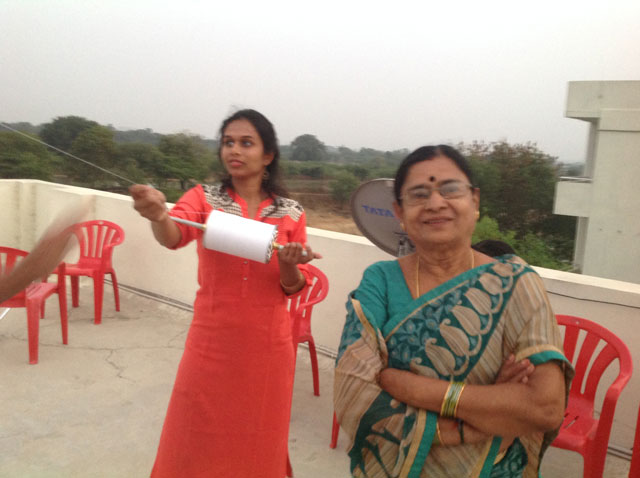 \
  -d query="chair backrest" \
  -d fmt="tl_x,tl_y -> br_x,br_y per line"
72,220 -> 125,268
556,314 -> 633,406
288,264 -> 329,343
0,246 -> 29,300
